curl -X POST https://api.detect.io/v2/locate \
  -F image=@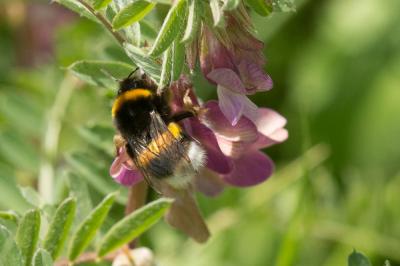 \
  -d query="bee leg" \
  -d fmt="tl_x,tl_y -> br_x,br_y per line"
170,111 -> 195,122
